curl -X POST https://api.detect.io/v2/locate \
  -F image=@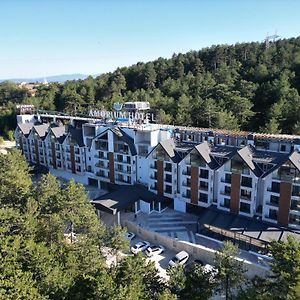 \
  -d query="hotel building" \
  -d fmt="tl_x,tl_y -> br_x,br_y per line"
14,109 -> 300,230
